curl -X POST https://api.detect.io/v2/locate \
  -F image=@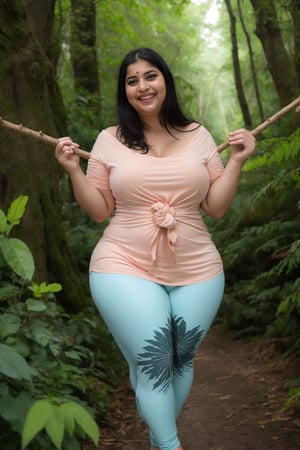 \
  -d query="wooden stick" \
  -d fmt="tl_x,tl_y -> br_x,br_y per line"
1,95 -> 300,158
0,117 -> 90,160
217,95 -> 300,152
